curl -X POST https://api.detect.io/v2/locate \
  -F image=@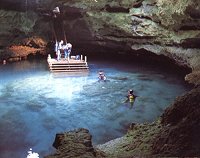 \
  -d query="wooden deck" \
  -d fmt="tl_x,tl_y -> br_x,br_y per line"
47,55 -> 89,73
